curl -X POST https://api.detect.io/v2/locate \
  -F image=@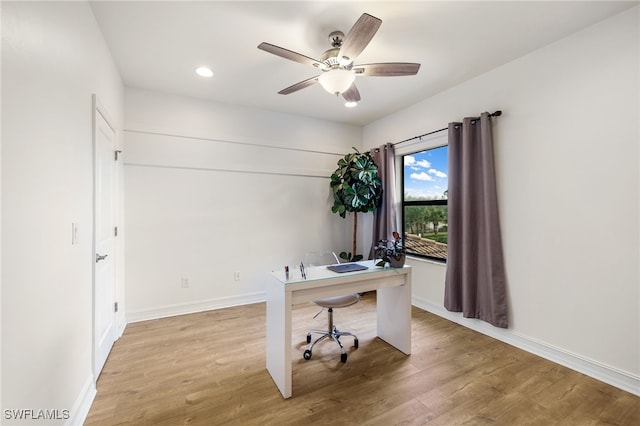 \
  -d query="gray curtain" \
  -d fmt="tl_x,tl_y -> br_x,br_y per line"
369,143 -> 398,259
444,113 -> 508,328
